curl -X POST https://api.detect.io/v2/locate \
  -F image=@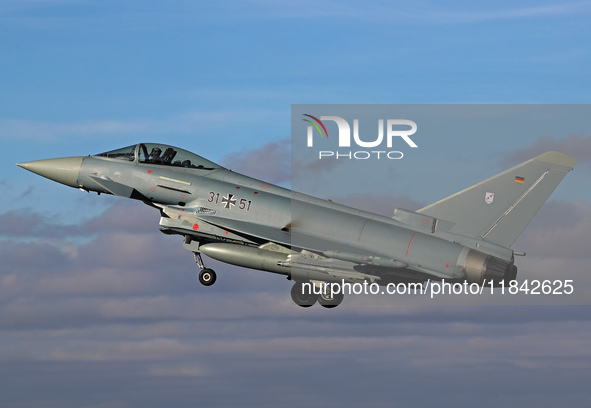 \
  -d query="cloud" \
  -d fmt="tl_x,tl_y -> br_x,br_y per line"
421,2 -> 591,23
40,338 -> 198,363
0,118 -> 153,141
517,201 -> 591,258
0,209 -> 86,239
2,304 -> 591,407
2,169 -> 591,406
4,0 -> 589,27
501,135 -> 591,167
0,108 -> 286,142
147,363 -> 209,377
292,153 -> 348,180
83,202 -> 160,235
181,0 -> 591,25
223,139 -> 291,184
